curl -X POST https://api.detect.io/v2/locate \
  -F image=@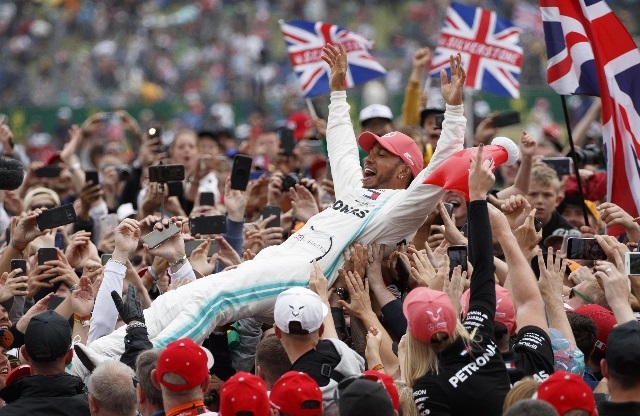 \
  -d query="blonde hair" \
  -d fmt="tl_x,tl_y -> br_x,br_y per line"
502,377 -> 539,414
531,164 -> 561,192
394,381 -> 418,416
403,321 -> 474,386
